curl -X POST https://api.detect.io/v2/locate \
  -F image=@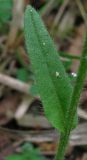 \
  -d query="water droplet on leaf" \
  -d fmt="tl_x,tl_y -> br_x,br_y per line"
56,72 -> 59,77
71,72 -> 77,77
